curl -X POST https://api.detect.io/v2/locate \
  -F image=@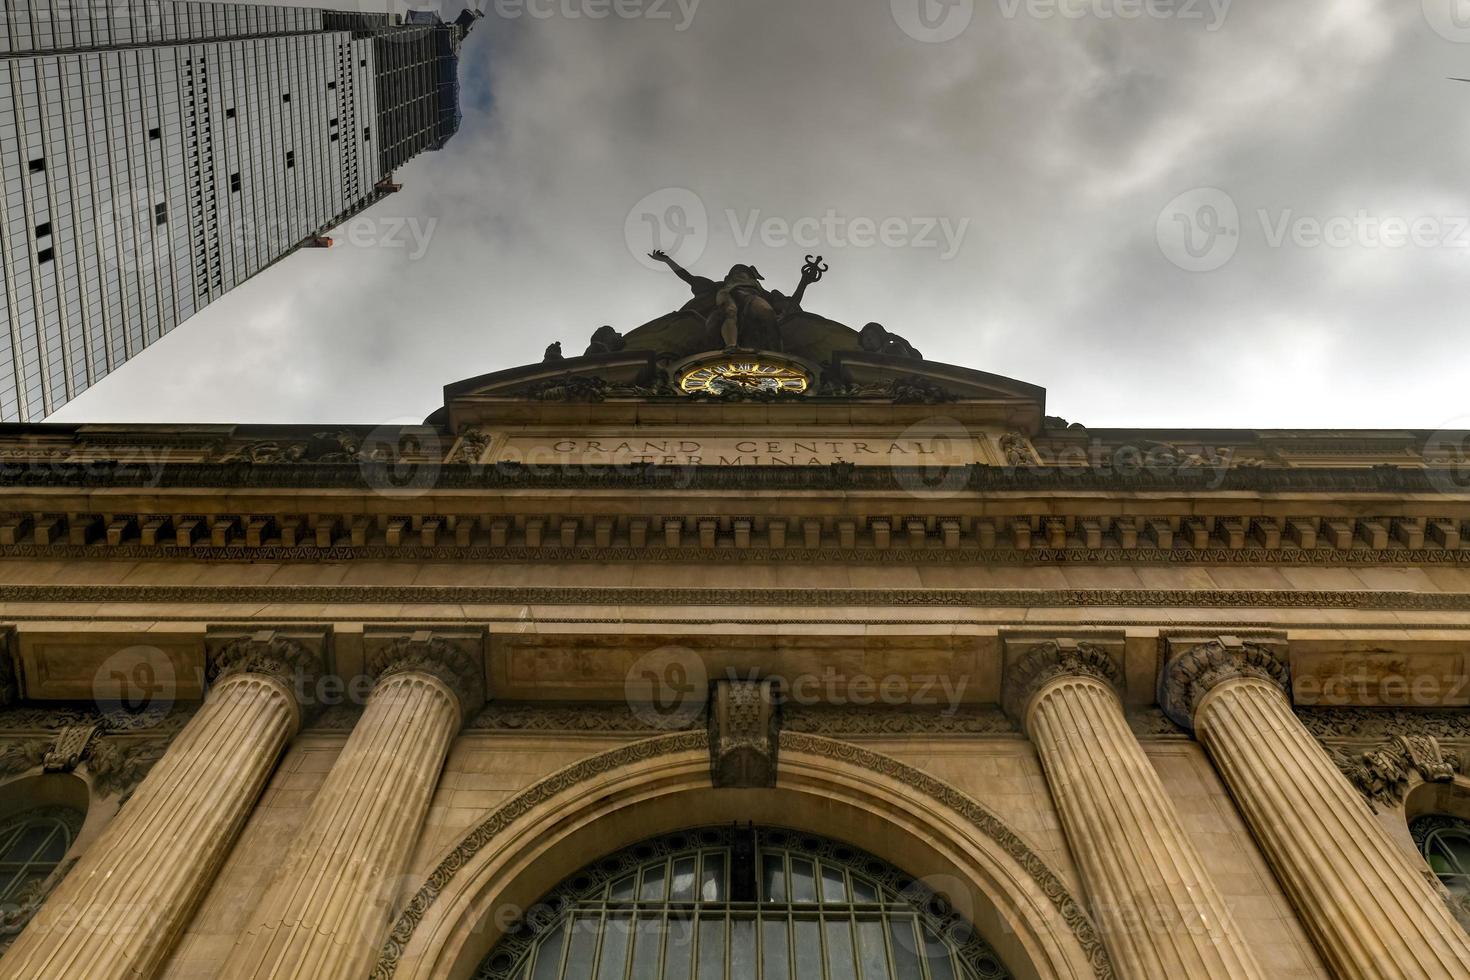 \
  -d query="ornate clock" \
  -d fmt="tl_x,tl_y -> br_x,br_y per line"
677,357 -> 811,396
